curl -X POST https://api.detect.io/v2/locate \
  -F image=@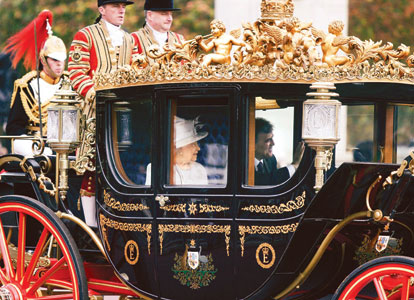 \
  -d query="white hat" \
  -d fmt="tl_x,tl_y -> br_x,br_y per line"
175,117 -> 208,148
